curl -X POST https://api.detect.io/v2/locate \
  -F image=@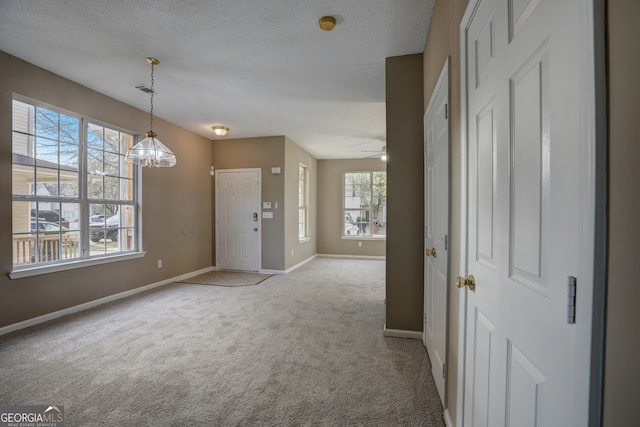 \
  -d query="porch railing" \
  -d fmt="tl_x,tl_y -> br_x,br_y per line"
13,234 -> 79,265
